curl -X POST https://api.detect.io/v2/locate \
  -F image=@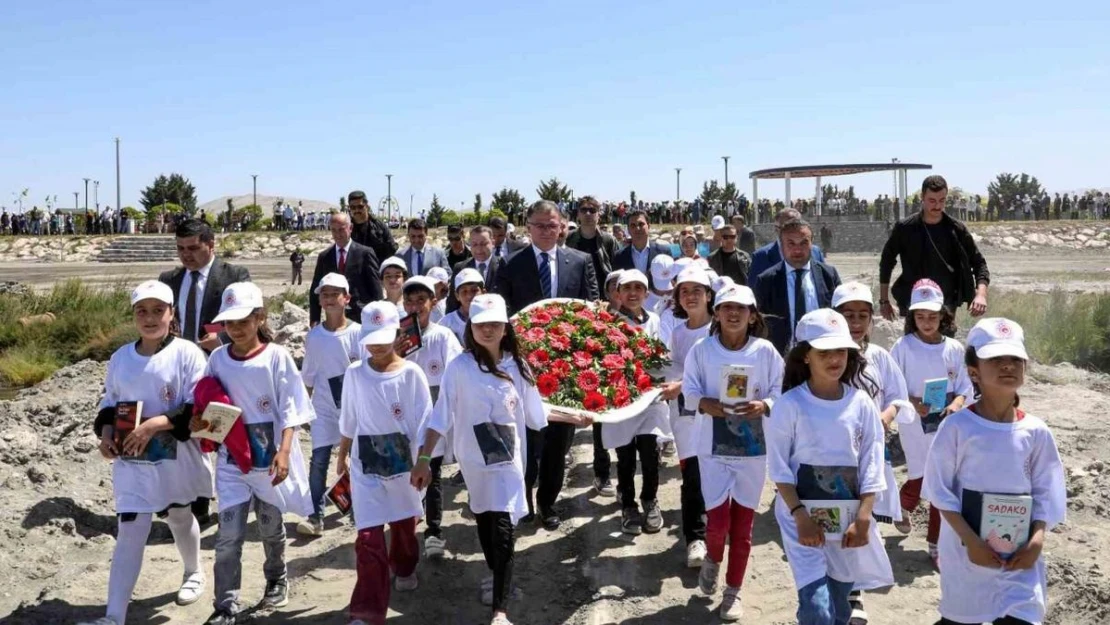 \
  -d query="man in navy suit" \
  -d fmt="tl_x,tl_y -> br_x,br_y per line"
397,218 -> 450,276
754,218 -> 841,354
748,208 -> 825,292
494,200 -> 598,531
611,210 -> 672,291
